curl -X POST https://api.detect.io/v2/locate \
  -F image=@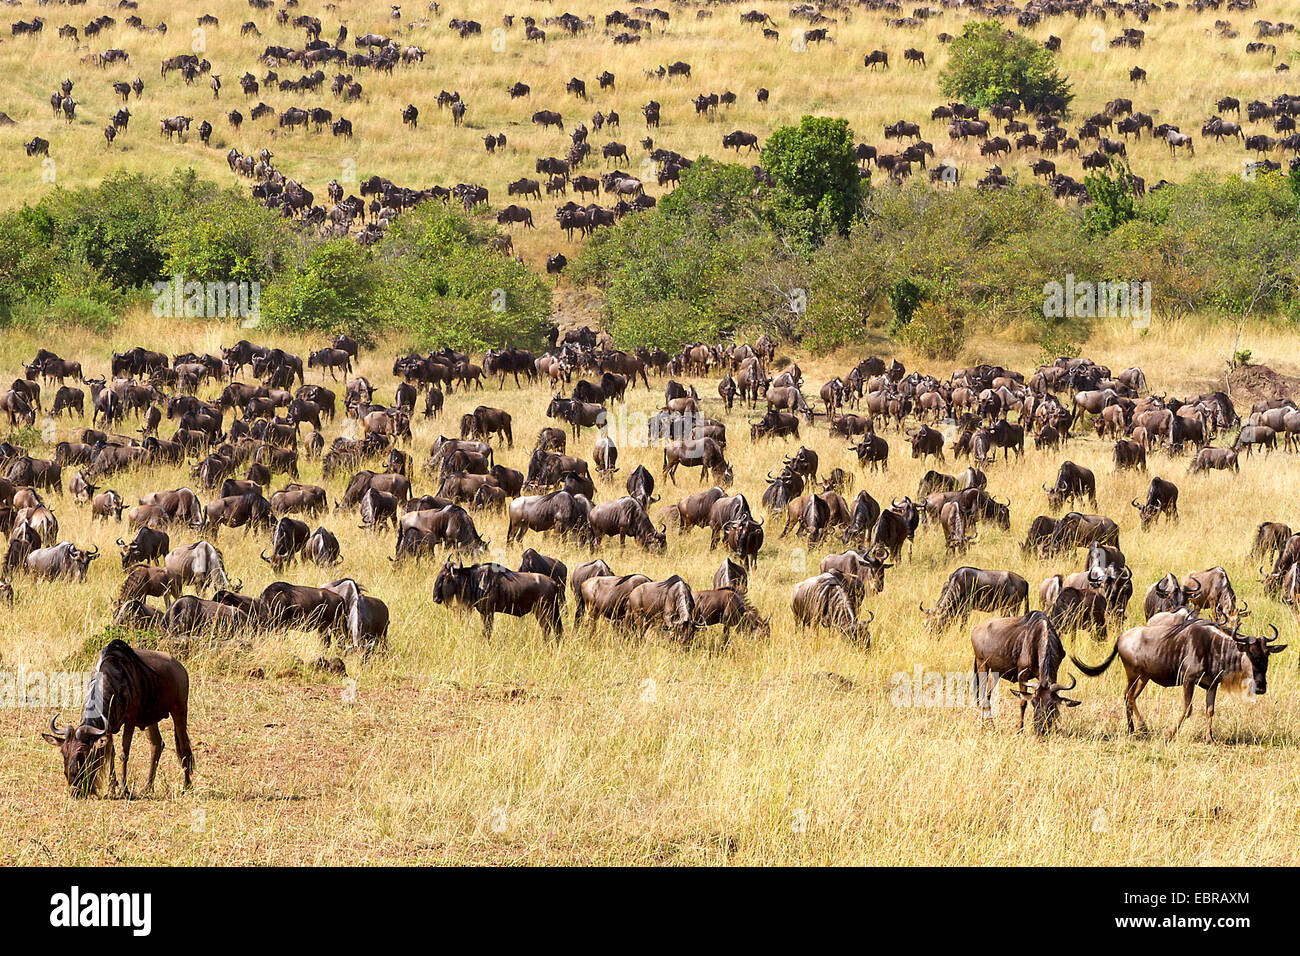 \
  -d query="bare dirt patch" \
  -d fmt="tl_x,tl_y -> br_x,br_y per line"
1227,363 -> 1300,407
